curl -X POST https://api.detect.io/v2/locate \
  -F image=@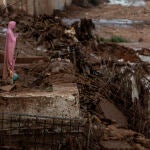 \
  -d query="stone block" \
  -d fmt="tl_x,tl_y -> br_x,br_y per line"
0,83 -> 80,118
